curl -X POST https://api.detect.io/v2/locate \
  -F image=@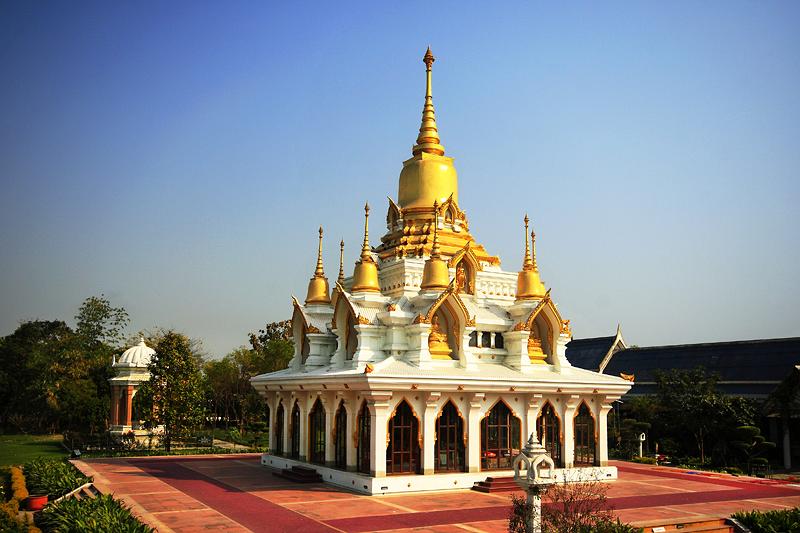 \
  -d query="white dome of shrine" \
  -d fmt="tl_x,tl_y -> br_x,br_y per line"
115,338 -> 155,368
